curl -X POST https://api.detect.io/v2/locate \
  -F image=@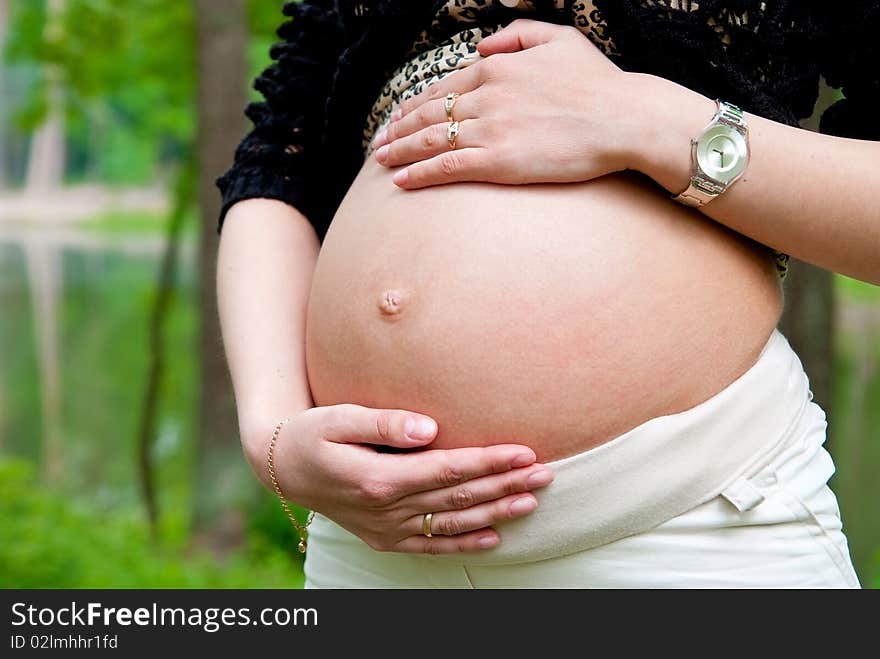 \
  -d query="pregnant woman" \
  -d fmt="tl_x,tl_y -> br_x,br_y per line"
216,1 -> 879,587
